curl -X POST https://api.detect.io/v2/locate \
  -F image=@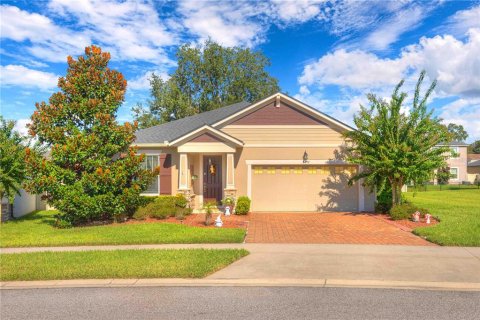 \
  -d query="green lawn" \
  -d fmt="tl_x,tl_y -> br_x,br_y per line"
0,249 -> 249,281
0,211 -> 245,248
404,189 -> 480,246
